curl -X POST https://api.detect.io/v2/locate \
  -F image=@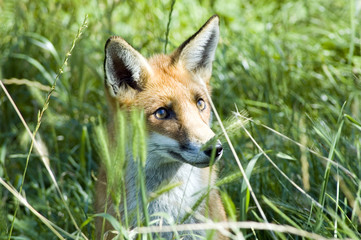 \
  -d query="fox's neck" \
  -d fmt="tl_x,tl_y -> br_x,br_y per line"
125,155 -> 206,225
